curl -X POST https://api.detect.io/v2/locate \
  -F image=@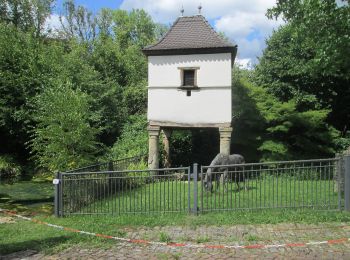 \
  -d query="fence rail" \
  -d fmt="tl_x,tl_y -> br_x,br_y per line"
200,158 -> 340,212
54,156 -> 350,216
63,154 -> 147,173
57,167 -> 191,216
